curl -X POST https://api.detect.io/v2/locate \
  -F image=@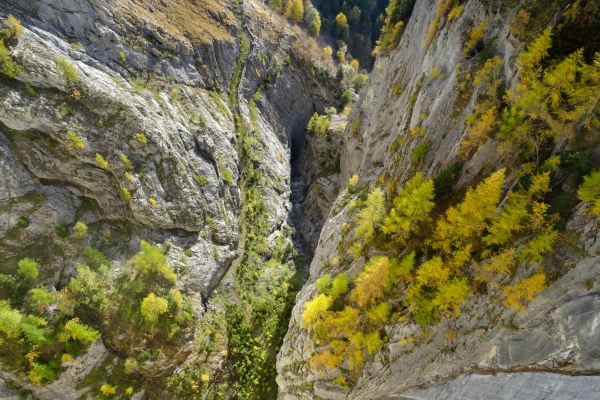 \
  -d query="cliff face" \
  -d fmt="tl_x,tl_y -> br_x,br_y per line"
276,0 -> 600,398
0,0 -> 337,397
